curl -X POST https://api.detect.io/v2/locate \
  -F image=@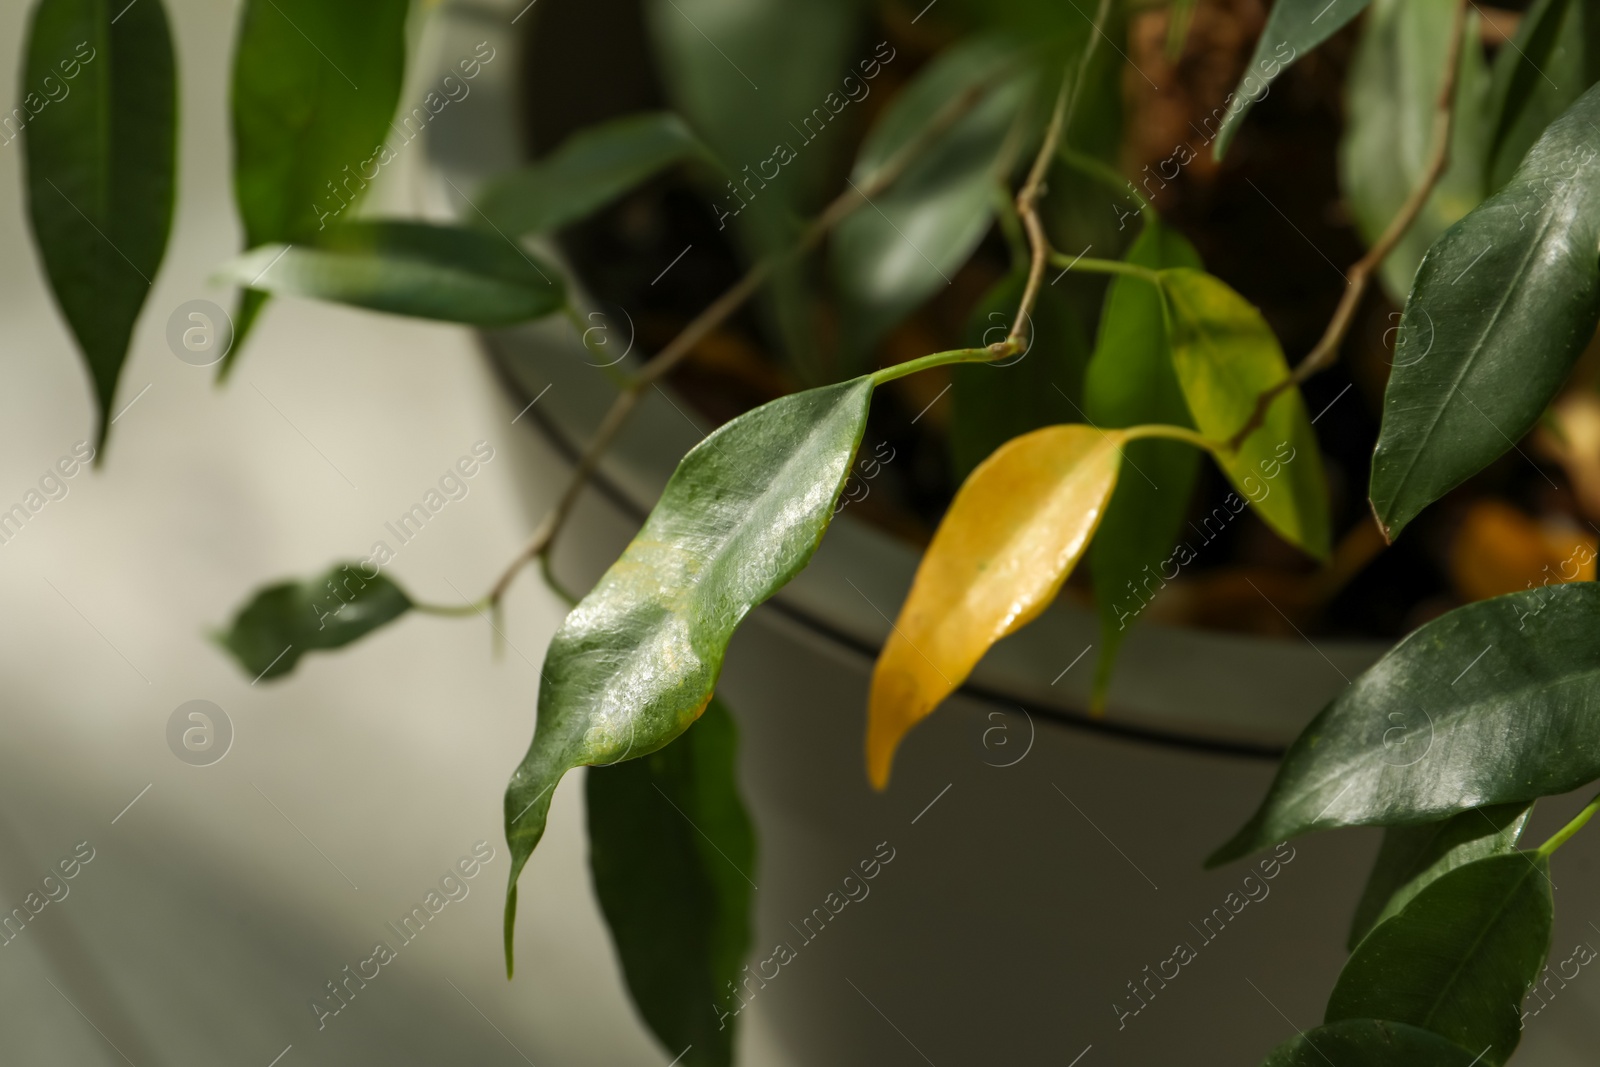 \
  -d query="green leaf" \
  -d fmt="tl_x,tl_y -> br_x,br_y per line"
214,221 -> 566,326
1369,83 -> 1600,540
1212,0 -> 1371,159
226,0 -> 410,374
503,378 -> 874,974
587,698 -> 754,1067
1084,222 -> 1203,709
1209,582 -> 1600,866
1340,0 -> 1490,303
216,563 -> 412,682
1161,268 -> 1330,559
1327,852 -> 1553,1066
1260,1018 -> 1488,1067
22,0 -> 176,455
474,112 -> 708,237
1484,0 -> 1600,193
1347,803 -> 1531,949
